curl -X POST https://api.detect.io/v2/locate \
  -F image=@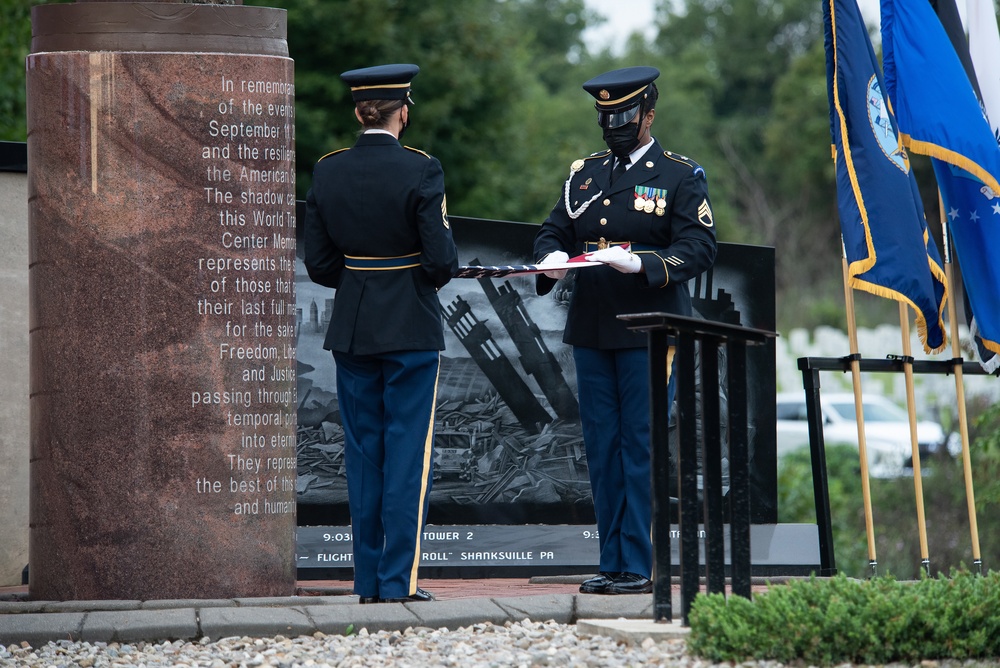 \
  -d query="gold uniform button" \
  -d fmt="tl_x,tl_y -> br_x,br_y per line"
599,218 -> 608,226
603,199 -> 611,206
